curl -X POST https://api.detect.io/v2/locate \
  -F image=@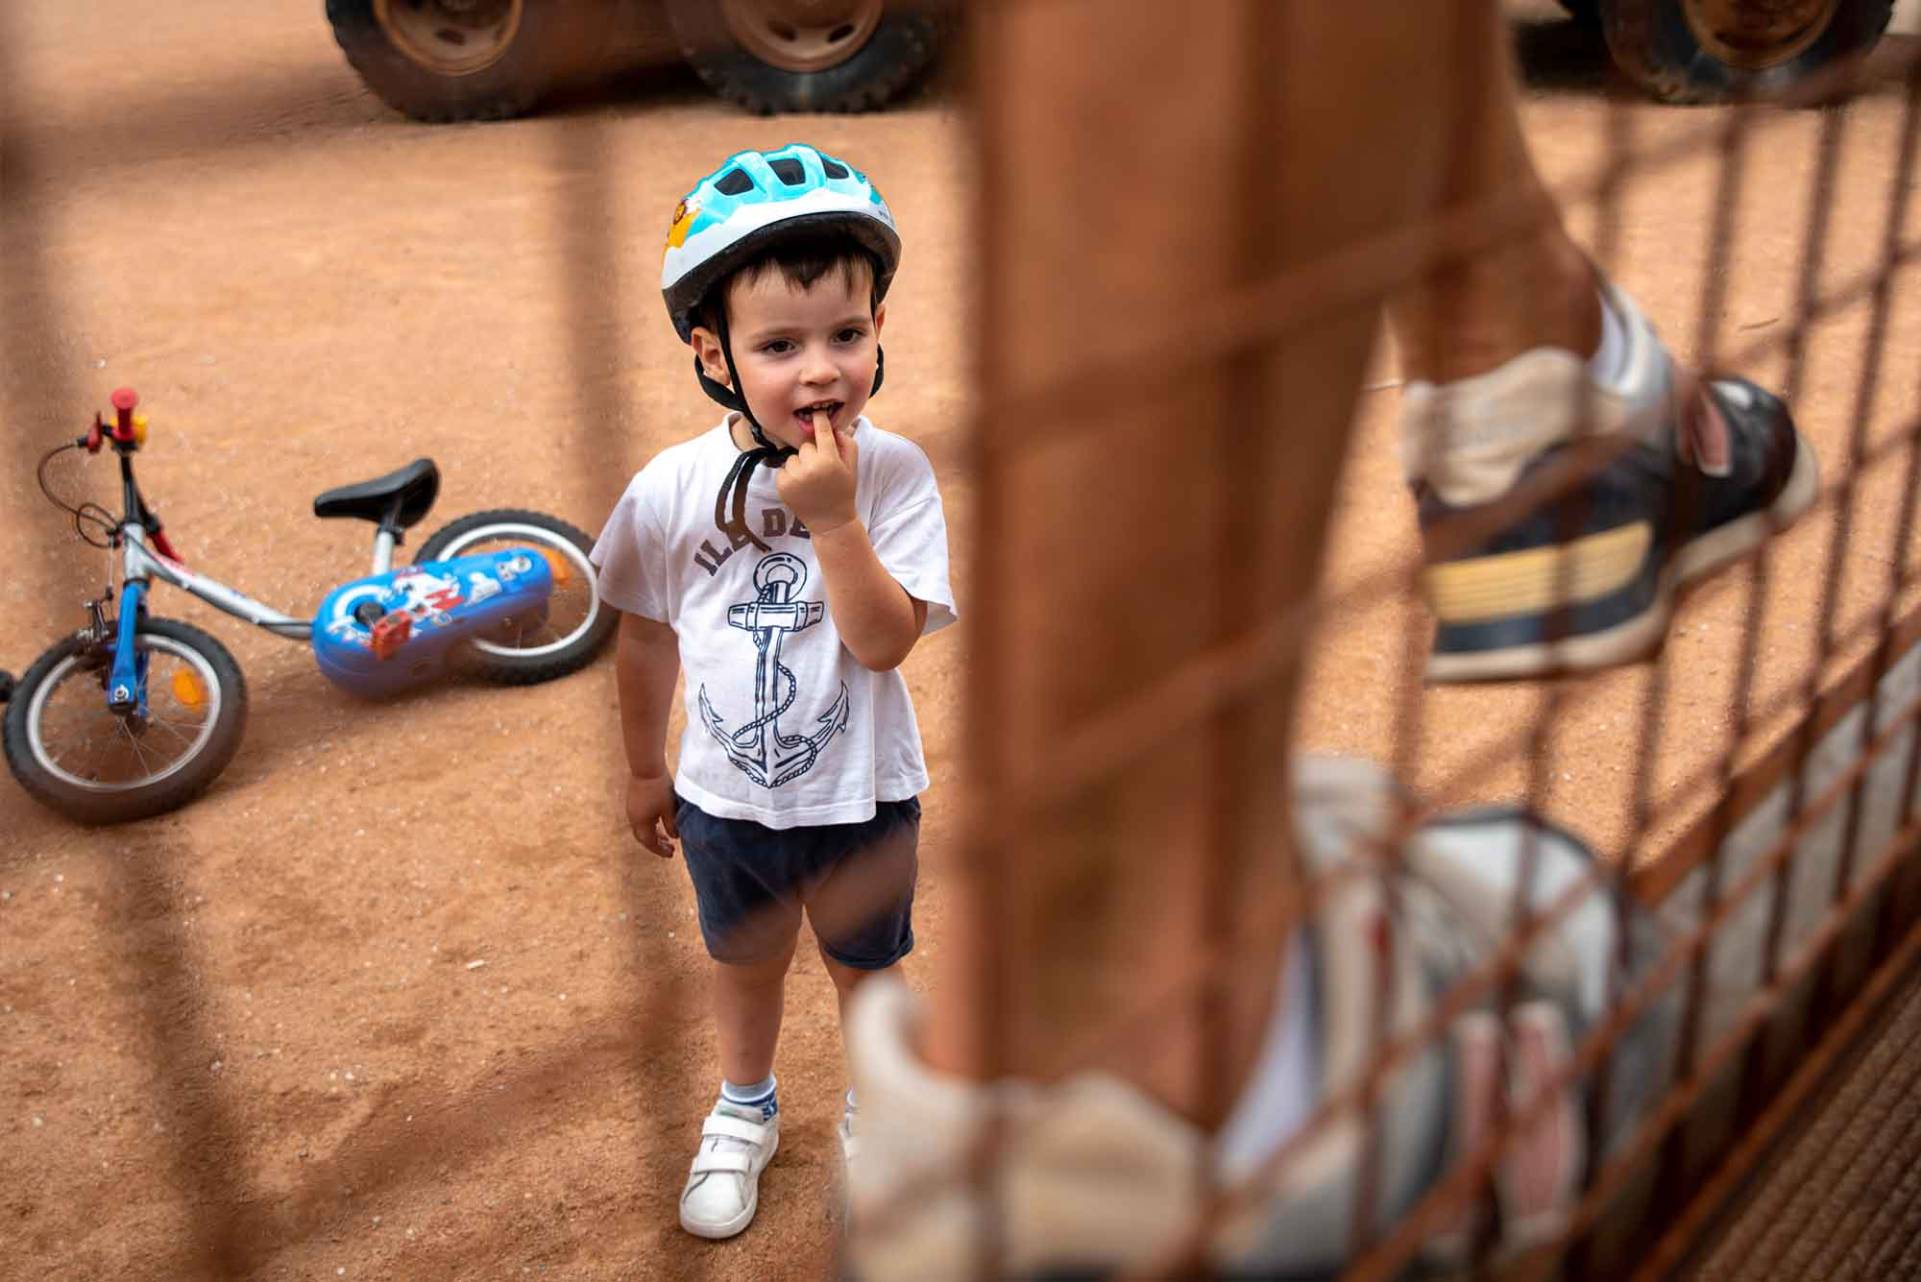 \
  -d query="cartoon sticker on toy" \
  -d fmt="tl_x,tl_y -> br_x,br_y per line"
389,568 -> 463,617
467,571 -> 502,605
325,615 -> 371,649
